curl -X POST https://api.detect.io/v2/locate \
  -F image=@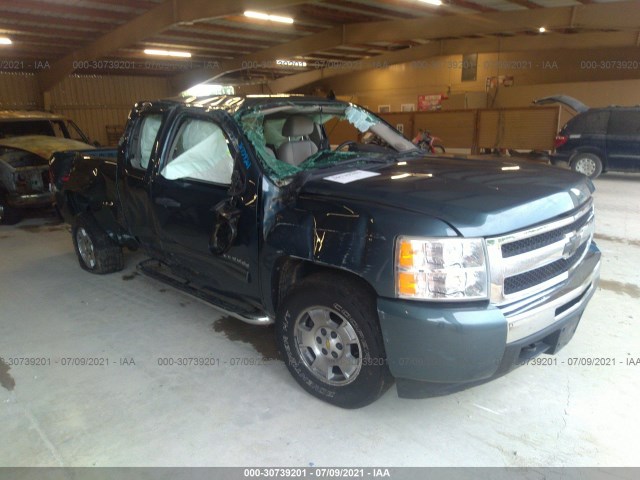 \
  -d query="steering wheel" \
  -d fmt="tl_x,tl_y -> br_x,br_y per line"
335,140 -> 358,152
